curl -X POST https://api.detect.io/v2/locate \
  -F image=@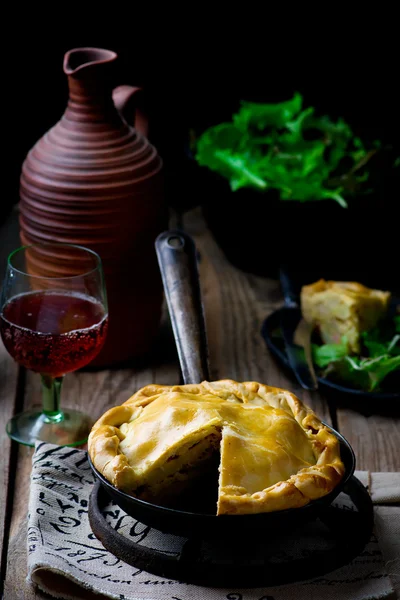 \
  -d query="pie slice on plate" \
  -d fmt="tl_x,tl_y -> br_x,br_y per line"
301,279 -> 391,353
